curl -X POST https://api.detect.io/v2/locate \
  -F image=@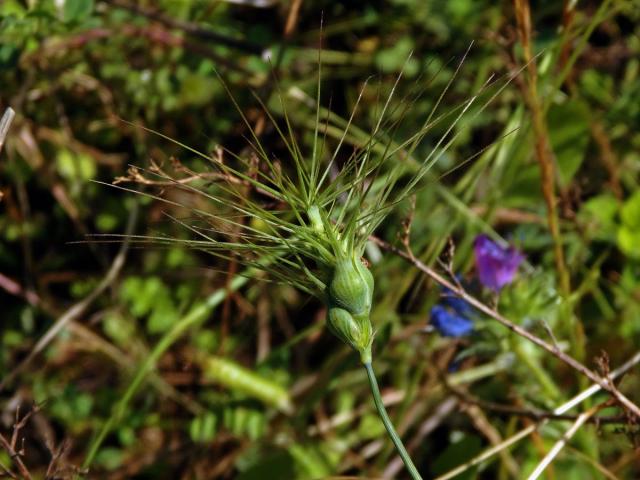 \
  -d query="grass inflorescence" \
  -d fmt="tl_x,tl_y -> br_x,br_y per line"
95,48 -> 527,479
